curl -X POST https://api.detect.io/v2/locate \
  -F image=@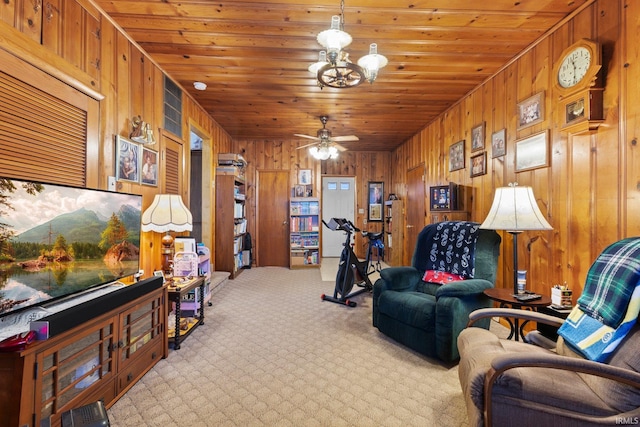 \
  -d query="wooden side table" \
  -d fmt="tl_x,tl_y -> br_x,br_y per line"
483,288 -> 552,341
